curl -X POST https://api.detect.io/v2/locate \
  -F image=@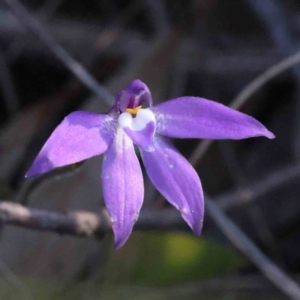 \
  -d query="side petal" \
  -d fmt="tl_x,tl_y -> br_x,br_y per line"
152,97 -> 275,140
102,128 -> 144,249
118,109 -> 156,151
140,135 -> 204,235
26,111 -> 115,177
